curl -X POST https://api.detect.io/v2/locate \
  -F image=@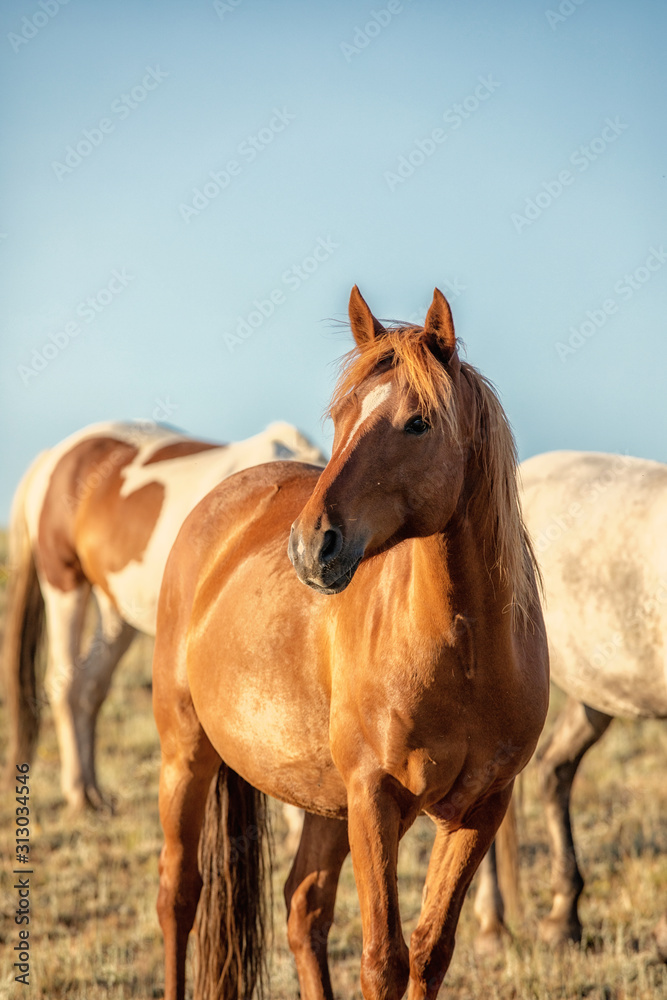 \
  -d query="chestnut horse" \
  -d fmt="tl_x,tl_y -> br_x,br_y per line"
475,450 -> 667,957
153,287 -> 549,1000
3,420 -> 324,811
